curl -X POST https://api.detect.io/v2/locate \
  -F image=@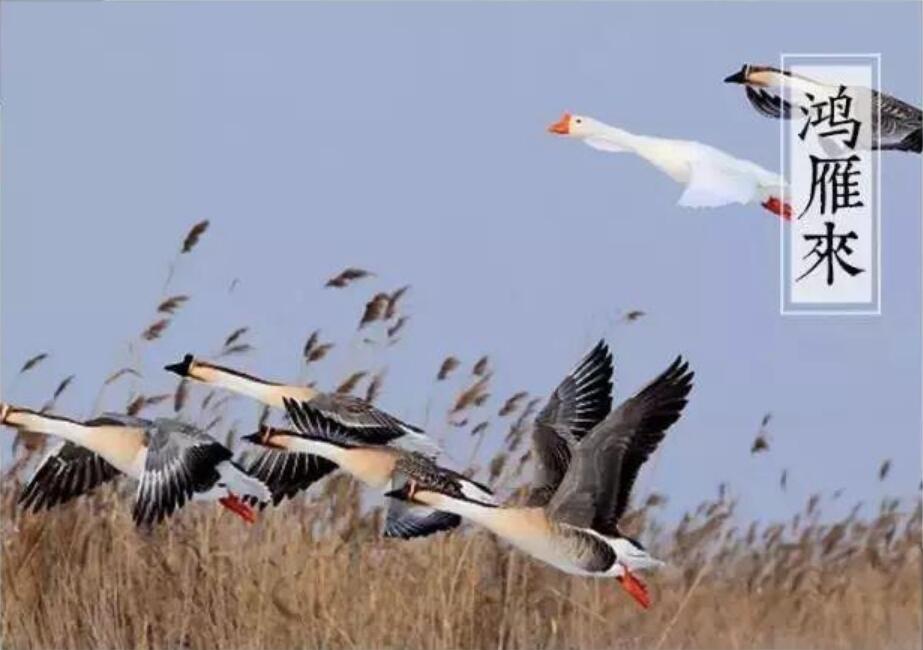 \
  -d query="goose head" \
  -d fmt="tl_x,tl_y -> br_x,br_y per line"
547,112 -> 603,139
724,64 -> 781,87
164,353 -> 197,379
